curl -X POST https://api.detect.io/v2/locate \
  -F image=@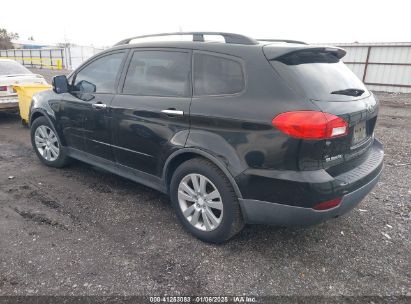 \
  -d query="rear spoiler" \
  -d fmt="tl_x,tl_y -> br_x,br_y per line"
263,45 -> 347,61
